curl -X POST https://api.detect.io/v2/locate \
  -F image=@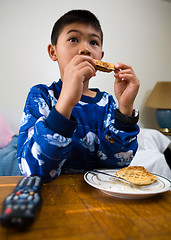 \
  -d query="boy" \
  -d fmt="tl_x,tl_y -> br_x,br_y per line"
17,10 -> 140,182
